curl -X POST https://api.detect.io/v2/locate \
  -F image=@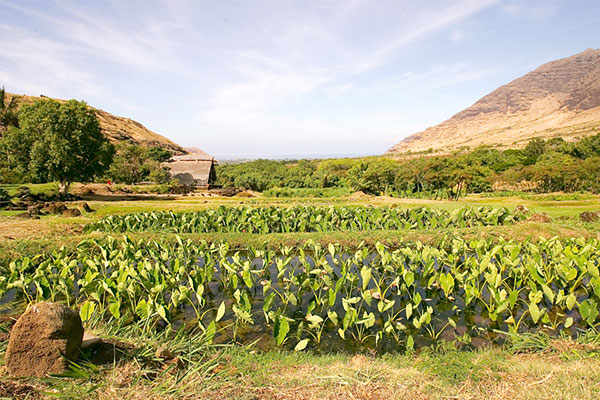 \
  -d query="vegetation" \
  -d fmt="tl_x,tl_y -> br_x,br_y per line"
106,143 -> 172,184
216,134 -> 600,197
1,188 -> 599,398
0,98 -> 114,195
84,205 -> 521,234
0,87 -> 18,131
3,235 -> 600,353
